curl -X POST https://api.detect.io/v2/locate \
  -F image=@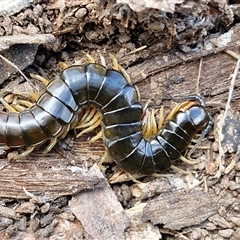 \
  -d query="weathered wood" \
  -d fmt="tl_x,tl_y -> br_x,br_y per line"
69,164 -> 131,240
125,203 -> 162,240
142,191 -> 218,230
0,147 -> 106,199
0,26 -> 239,199
129,25 -> 240,110
0,1 -> 239,239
